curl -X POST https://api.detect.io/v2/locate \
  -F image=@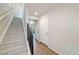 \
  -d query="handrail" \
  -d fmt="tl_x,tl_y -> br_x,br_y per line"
0,9 -> 12,21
